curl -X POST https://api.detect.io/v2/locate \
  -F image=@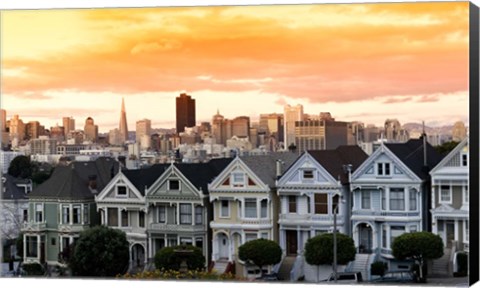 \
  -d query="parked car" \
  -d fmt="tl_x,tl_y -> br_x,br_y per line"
322,272 -> 363,283
371,270 -> 416,283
